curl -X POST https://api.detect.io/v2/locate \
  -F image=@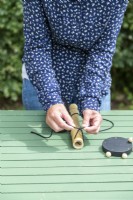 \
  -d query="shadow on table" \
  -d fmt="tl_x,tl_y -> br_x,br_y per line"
28,127 -> 90,152
2,123 -> 91,154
